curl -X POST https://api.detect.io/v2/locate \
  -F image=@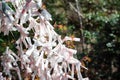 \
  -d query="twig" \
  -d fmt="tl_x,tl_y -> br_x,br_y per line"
69,0 -> 85,53
68,2 -> 83,18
